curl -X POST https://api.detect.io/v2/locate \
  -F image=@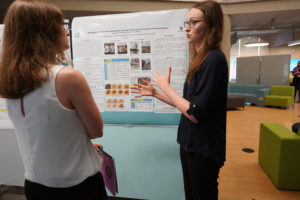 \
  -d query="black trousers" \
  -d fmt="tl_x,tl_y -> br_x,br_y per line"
293,77 -> 300,98
180,148 -> 220,200
24,172 -> 107,200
